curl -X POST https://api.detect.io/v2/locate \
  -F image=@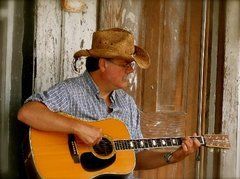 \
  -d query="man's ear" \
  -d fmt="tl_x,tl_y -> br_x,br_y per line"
99,58 -> 107,71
